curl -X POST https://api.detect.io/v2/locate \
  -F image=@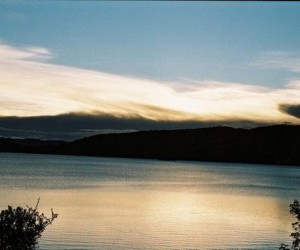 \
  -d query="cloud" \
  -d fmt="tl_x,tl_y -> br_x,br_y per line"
1,42 -> 300,140
279,104 -> 300,119
0,43 -> 52,61
0,113 -> 273,141
256,50 -> 300,73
